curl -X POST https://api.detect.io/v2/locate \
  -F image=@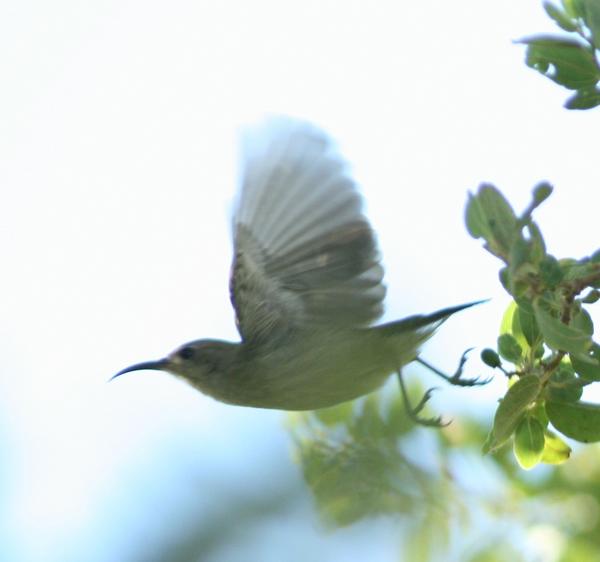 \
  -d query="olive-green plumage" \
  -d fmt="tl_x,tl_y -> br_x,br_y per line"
114,117 -> 475,410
